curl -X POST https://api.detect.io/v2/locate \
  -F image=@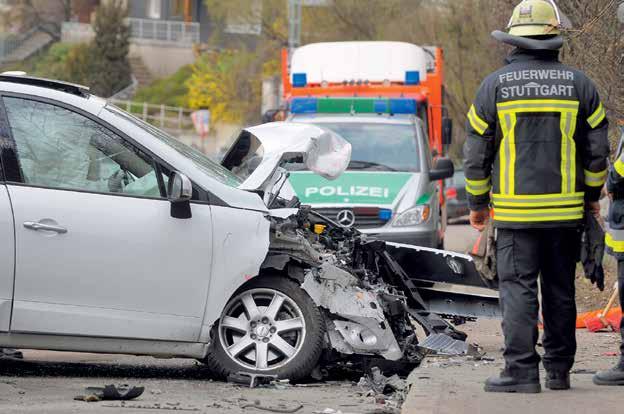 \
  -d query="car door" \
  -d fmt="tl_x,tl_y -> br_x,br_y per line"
0,95 -> 213,342
0,178 -> 14,332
